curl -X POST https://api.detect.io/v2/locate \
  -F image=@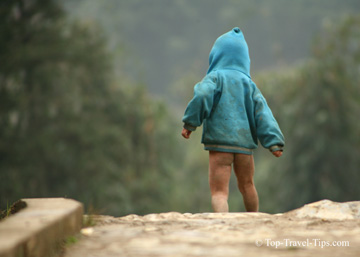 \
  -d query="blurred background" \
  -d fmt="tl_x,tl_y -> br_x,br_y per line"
1,0 -> 359,216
